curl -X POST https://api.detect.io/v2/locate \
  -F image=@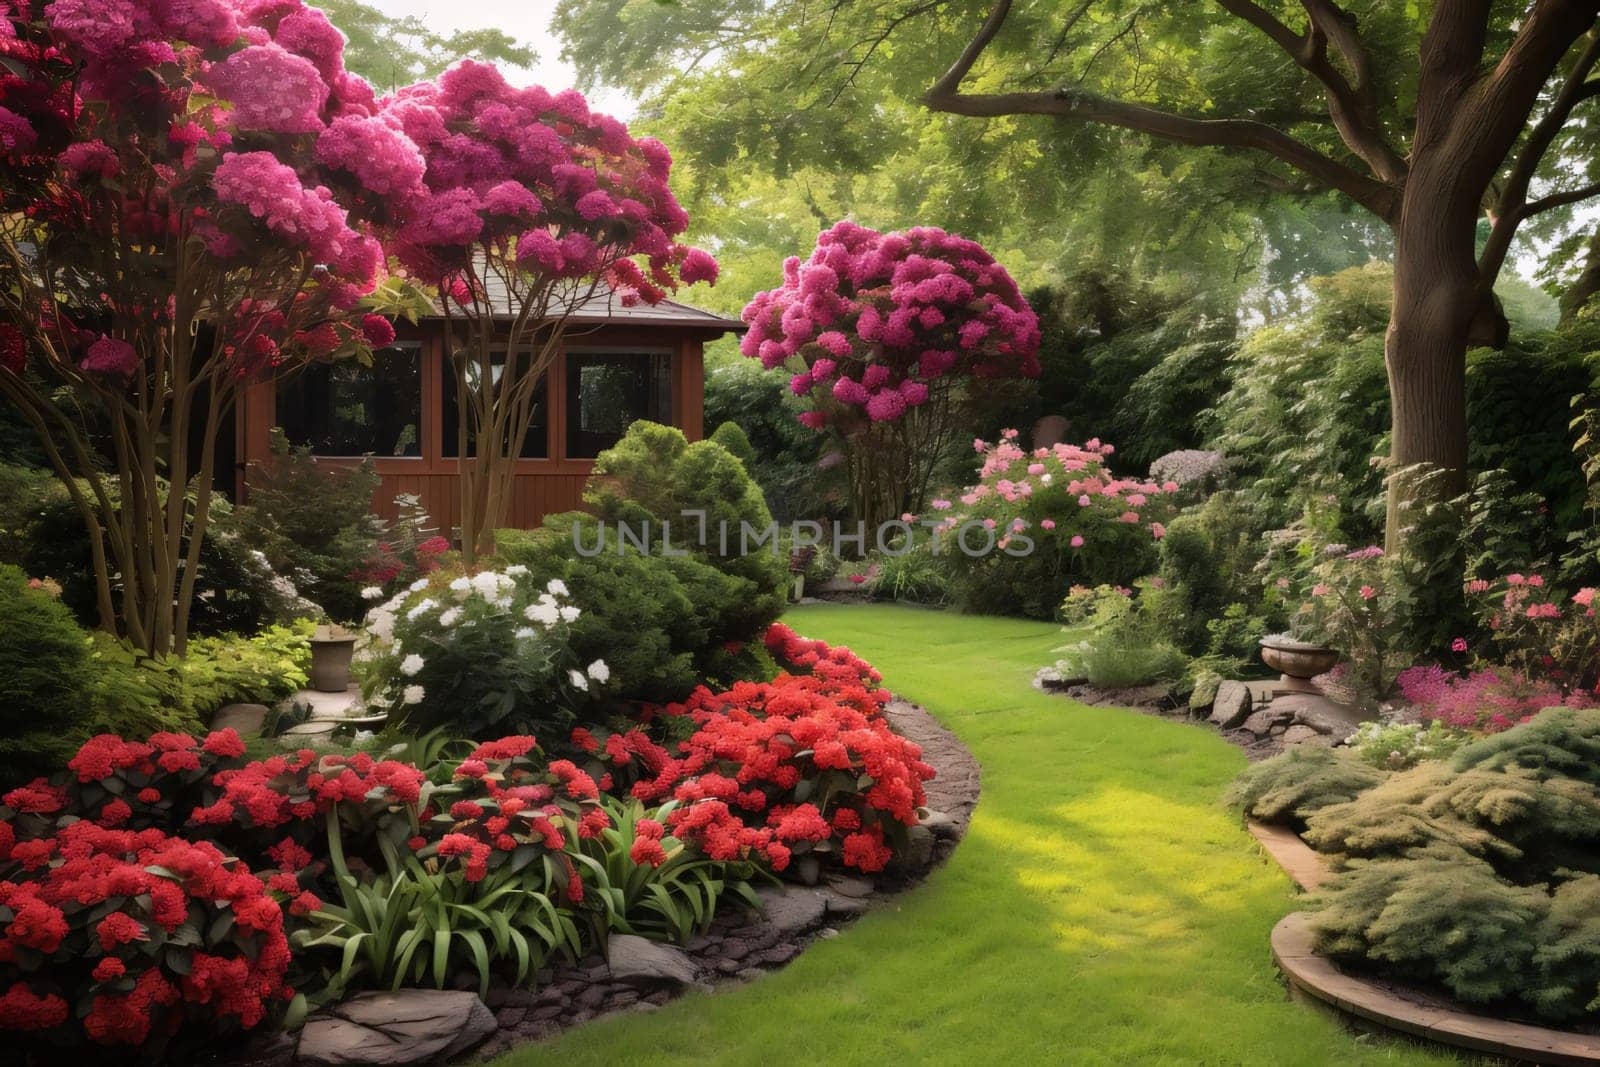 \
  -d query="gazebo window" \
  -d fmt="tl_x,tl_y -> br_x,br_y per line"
440,350 -> 550,459
276,344 -> 422,457
566,350 -> 672,459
